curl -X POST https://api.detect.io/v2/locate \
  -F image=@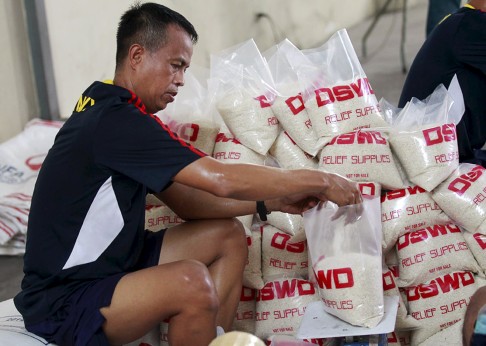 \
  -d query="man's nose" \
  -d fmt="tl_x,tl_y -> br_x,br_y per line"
174,69 -> 185,86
